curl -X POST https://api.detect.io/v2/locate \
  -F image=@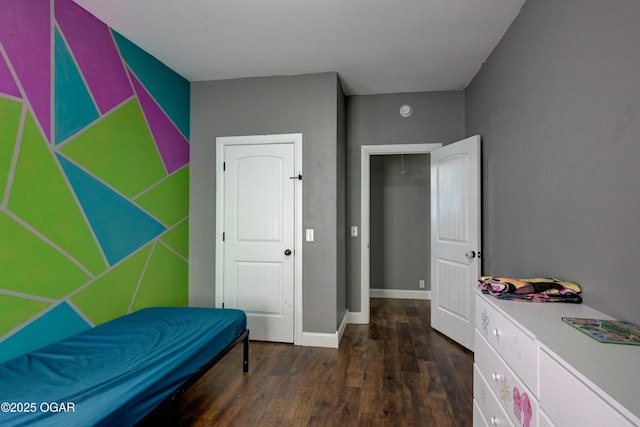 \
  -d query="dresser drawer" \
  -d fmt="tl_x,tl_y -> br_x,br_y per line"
476,295 -> 538,395
538,410 -> 556,427
539,349 -> 636,426
475,330 -> 538,427
474,364 -> 515,427
474,400 -> 488,427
